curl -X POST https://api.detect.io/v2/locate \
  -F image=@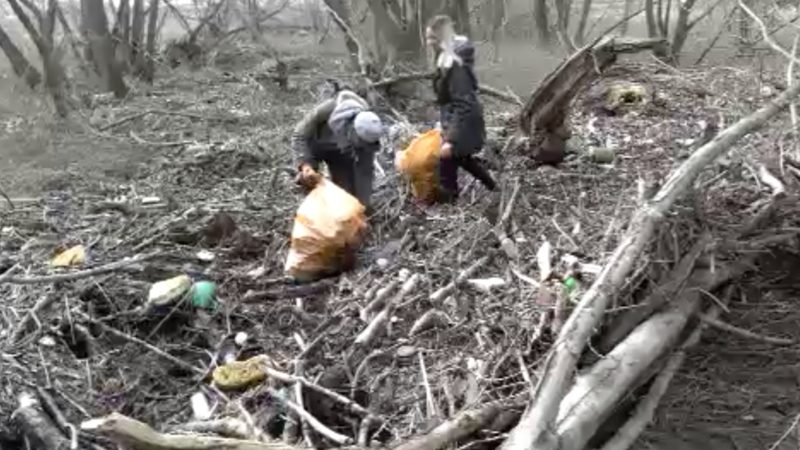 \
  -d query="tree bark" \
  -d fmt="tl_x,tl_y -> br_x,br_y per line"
448,0 -> 471,37
138,0 -> 158,82
573,0 -> 593,46
323,0 -> 360,71
533,0 -> 551,46
488,0 -> 505,61
0,23 -> 42,88
621,0 -> 634,35
670,0 -> 697,62
645,0 -> 657,37
84,0 -> 128,96
368,0 -> 426,68
6,0 -> 69,115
